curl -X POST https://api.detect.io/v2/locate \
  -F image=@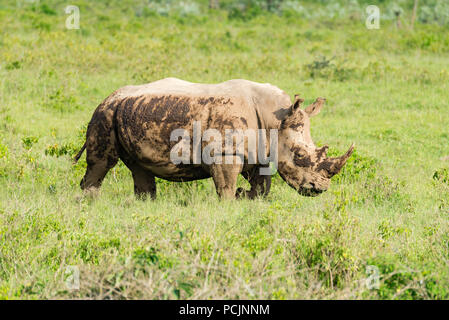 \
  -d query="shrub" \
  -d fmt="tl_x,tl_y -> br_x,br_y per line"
366,256 -> 427,299
45,125 -> 87,158
0,142 -> 8,177
291,197 -> 360,288
0,142 -> 7,159
22,136 -> 39,150
433,168 -> 449,185
226,0 -> 266,20
42,88 -> 80,113
330,149 -> 378,184
5,61 -> 21,70
38,3 -> 56,16
132,246 -> 175,273
420,1 -> 449,26
305,56 -> 356,81
45,143 -> 79,158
